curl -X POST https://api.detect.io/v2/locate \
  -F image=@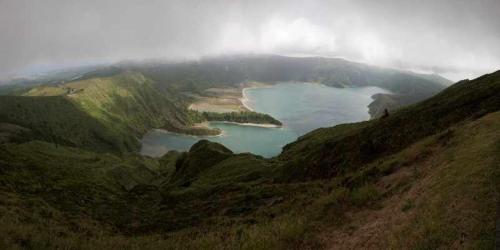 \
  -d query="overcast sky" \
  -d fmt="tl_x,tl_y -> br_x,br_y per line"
1,0 -> 499,81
